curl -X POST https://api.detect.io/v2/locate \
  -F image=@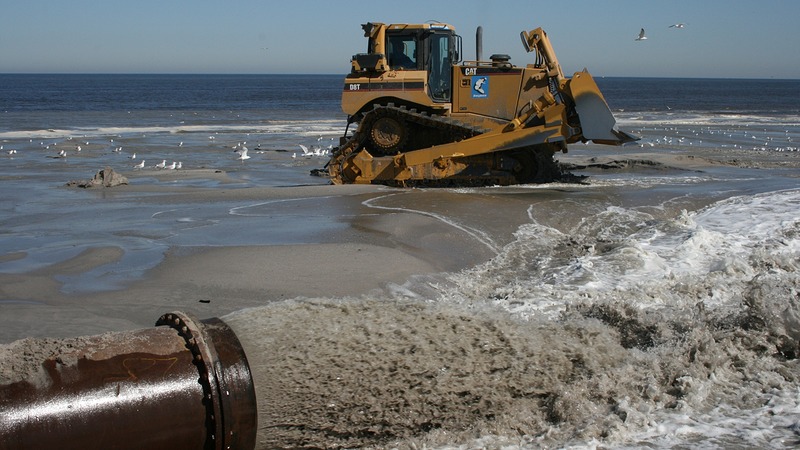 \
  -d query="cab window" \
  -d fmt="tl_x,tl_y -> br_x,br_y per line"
387,35 -> 417,70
